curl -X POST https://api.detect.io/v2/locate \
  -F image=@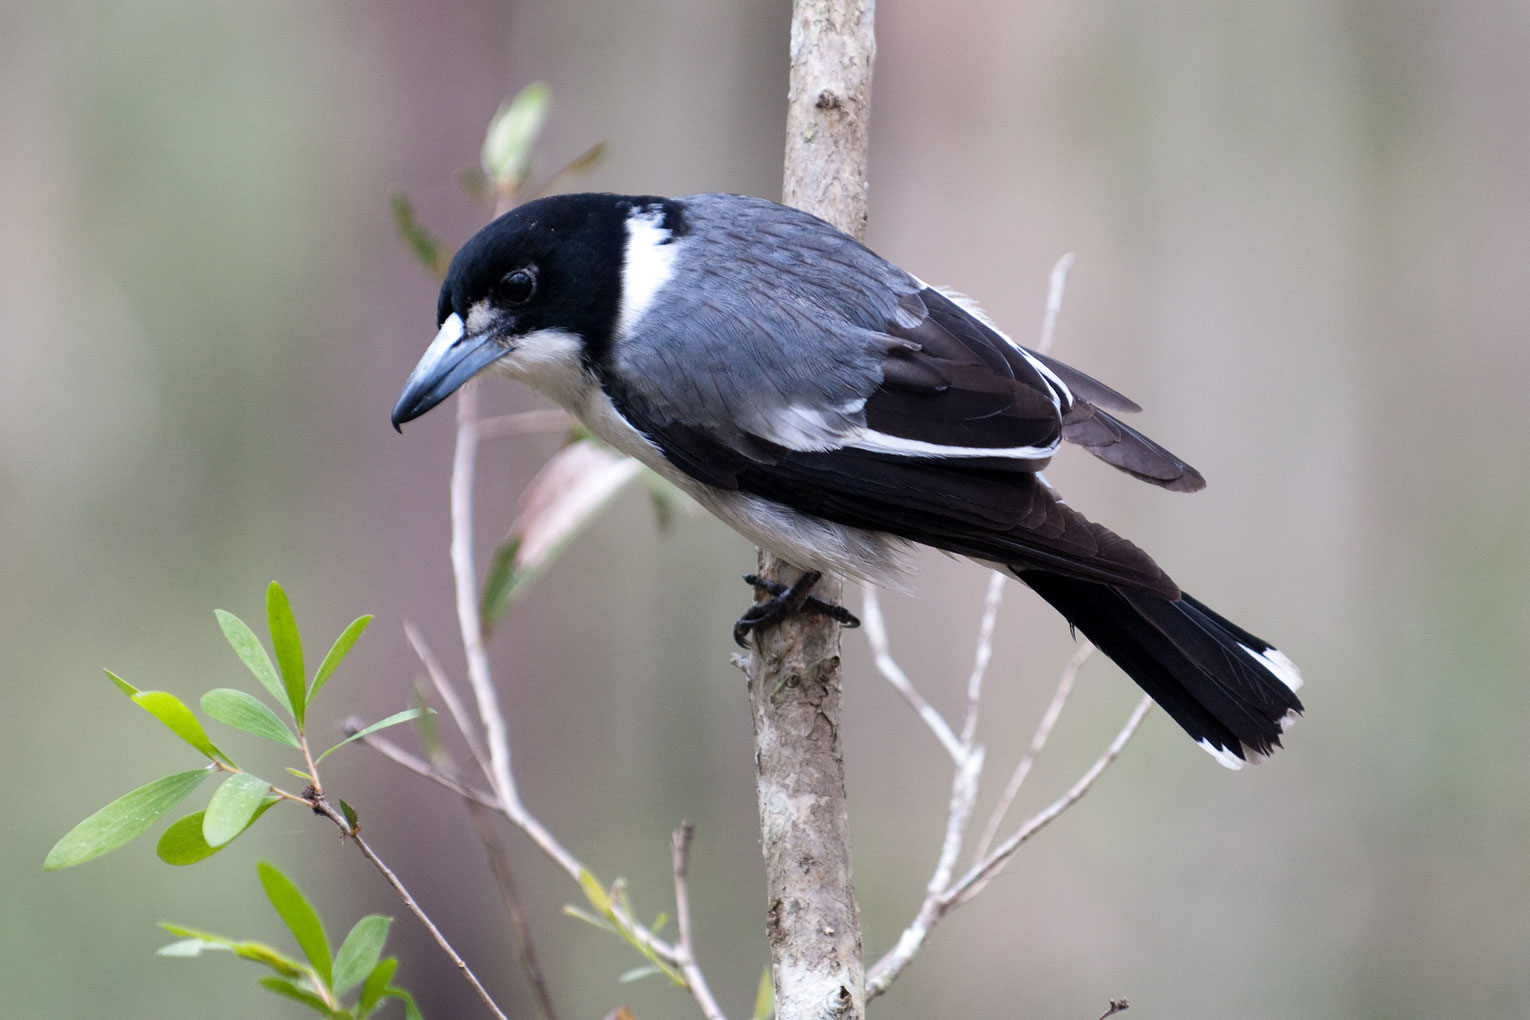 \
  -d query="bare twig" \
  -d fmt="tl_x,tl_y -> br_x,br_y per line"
475,408 -> 575,441
860,583 -> 963,761
405,621 -> 494,783
947,695 -> 1154,910
972,641 -> 1095,863
358,732 -> 498,808
310,796 -> 510,1020
467,799 -> 561,1020
671,823 -> 727,1020
1038,252 -> 1075,356
1098,998 -> 1130,1019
